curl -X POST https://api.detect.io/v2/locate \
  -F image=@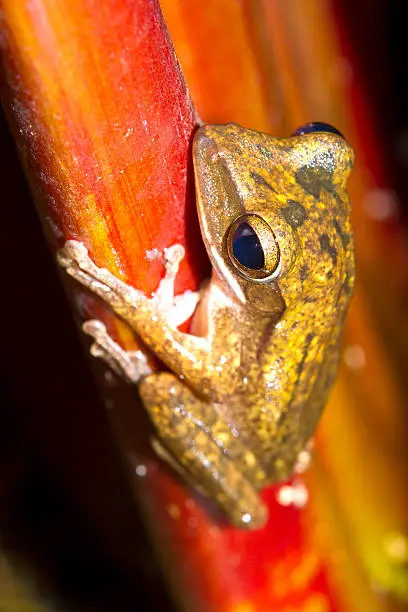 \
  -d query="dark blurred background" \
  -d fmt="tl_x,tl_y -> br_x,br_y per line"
342,2 -> 408,209
1,1 -> 408,610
